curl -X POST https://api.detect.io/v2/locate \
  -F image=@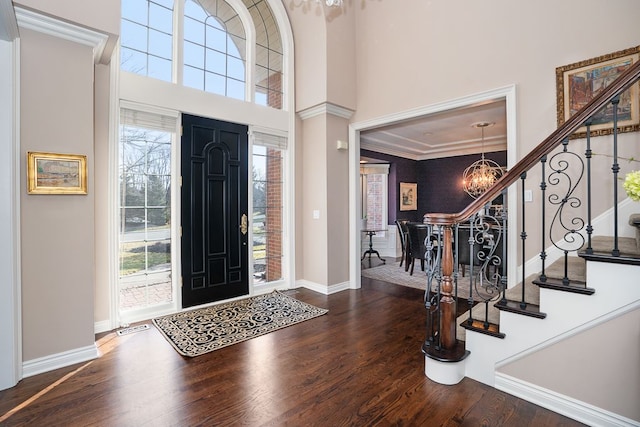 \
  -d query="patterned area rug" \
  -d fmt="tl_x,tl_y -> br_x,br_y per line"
153,291 -> 328,357
361,263 -> 480,302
